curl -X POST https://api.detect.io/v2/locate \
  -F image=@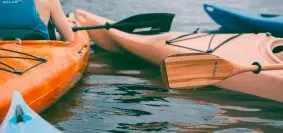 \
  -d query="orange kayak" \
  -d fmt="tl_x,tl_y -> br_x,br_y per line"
0,22 -> 90,121
76,9 -> 283,103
